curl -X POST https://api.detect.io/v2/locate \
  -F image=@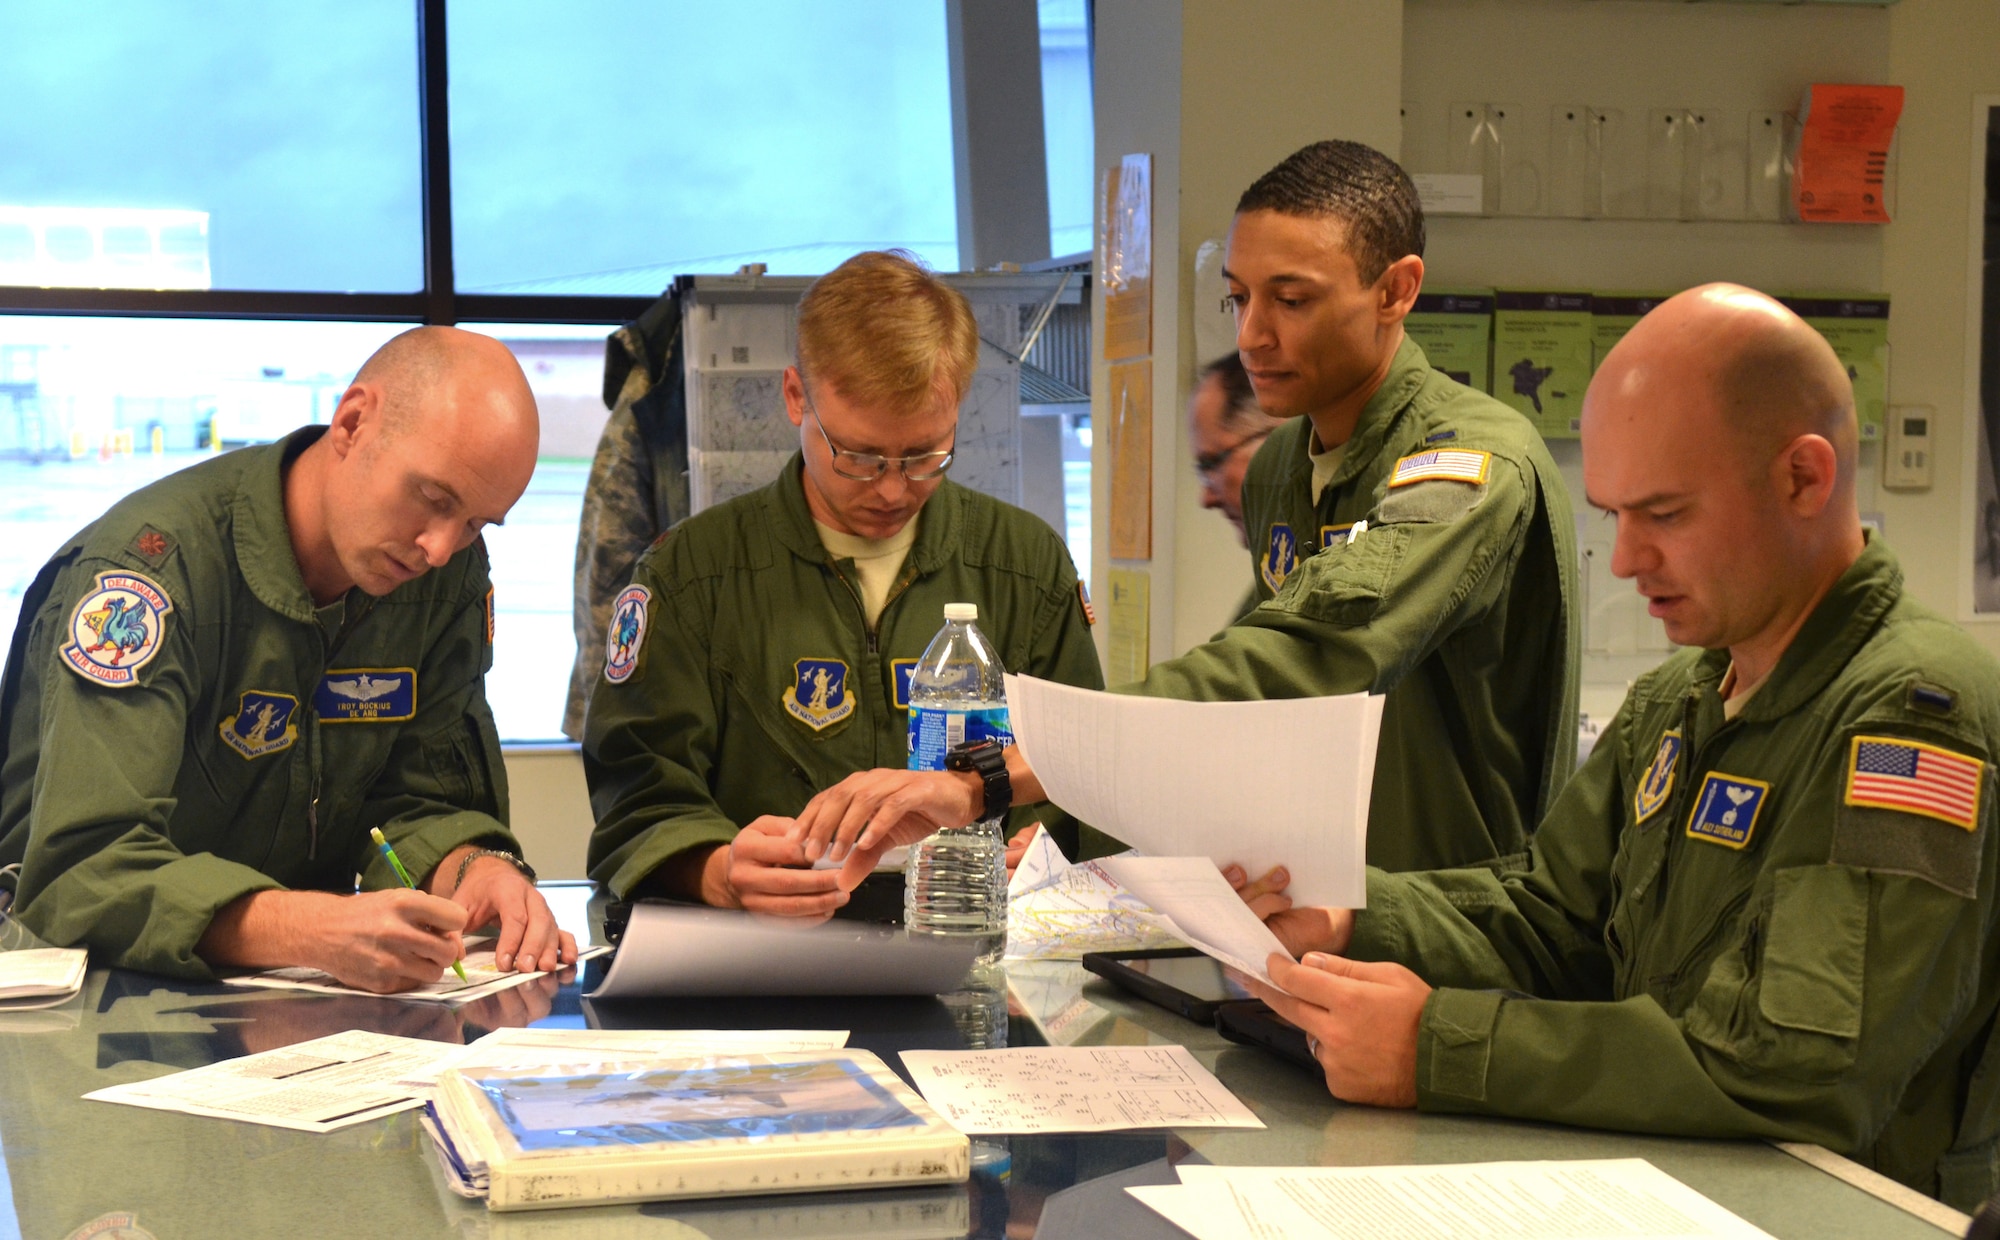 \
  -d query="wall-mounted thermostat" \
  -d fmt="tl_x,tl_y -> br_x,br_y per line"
1883,404 -> 1933,491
